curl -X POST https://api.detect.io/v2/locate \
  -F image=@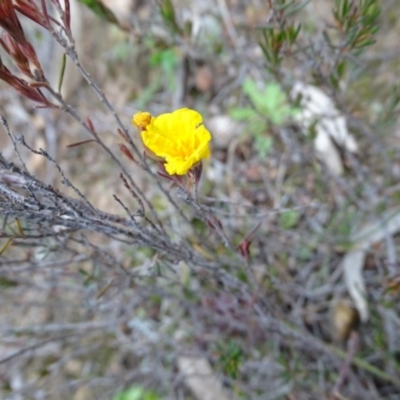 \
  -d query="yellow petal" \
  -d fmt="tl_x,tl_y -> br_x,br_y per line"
132,111 -> 153,129
134,108 -> 212,175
